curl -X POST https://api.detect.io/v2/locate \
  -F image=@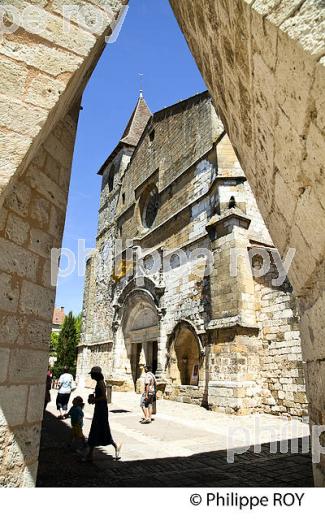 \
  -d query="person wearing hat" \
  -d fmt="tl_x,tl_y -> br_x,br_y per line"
63,395 -> 86,451
83,366 -> 121,462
